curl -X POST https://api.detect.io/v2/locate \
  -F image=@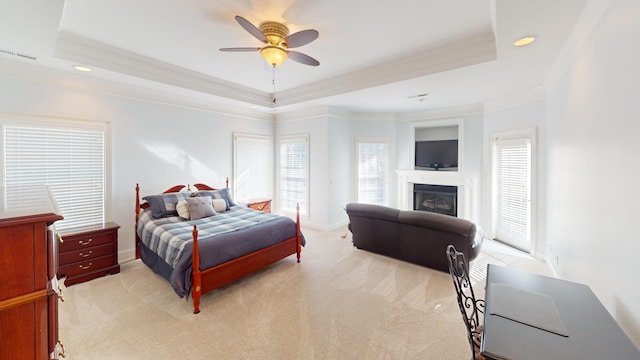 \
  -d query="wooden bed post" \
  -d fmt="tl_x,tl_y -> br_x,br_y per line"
192,225 -> 202,314
296,203 -> 301,263
135,183 -> 141,259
